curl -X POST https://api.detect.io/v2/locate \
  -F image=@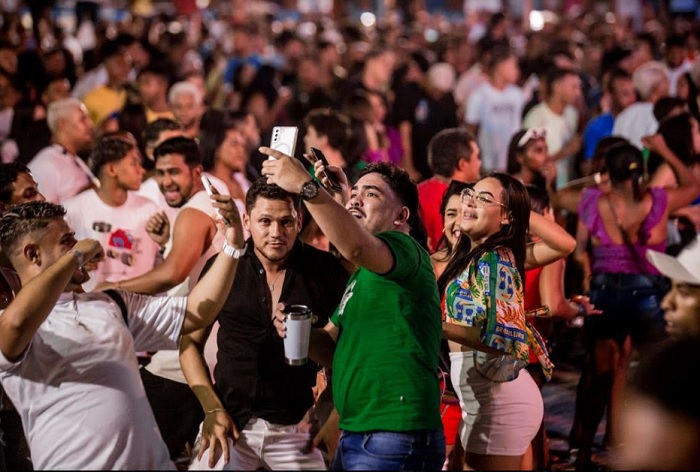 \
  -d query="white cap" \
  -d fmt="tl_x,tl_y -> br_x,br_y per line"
646,235 -> 700,285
